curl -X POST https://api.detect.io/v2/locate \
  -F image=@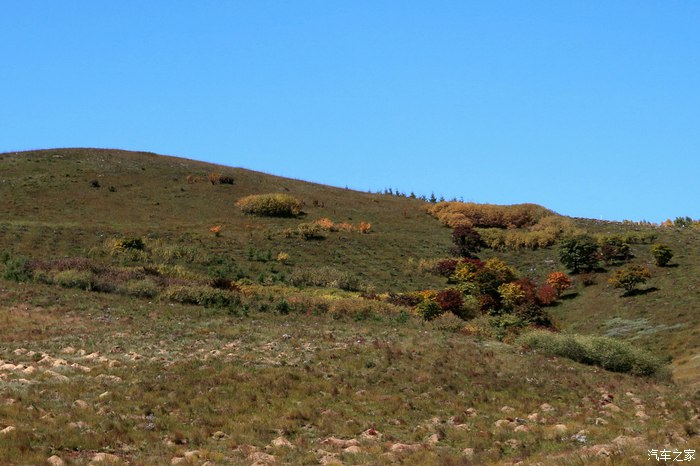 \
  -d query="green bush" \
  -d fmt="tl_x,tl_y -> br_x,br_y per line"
161,285 -> 240,309
236,193 -> 303,217
416,299 -> 444,320
54,269 -> 95,290
517,330 -> 667,377
2,257 -> 32,282
122,278 -> 159,298
651,243 -> 674,267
